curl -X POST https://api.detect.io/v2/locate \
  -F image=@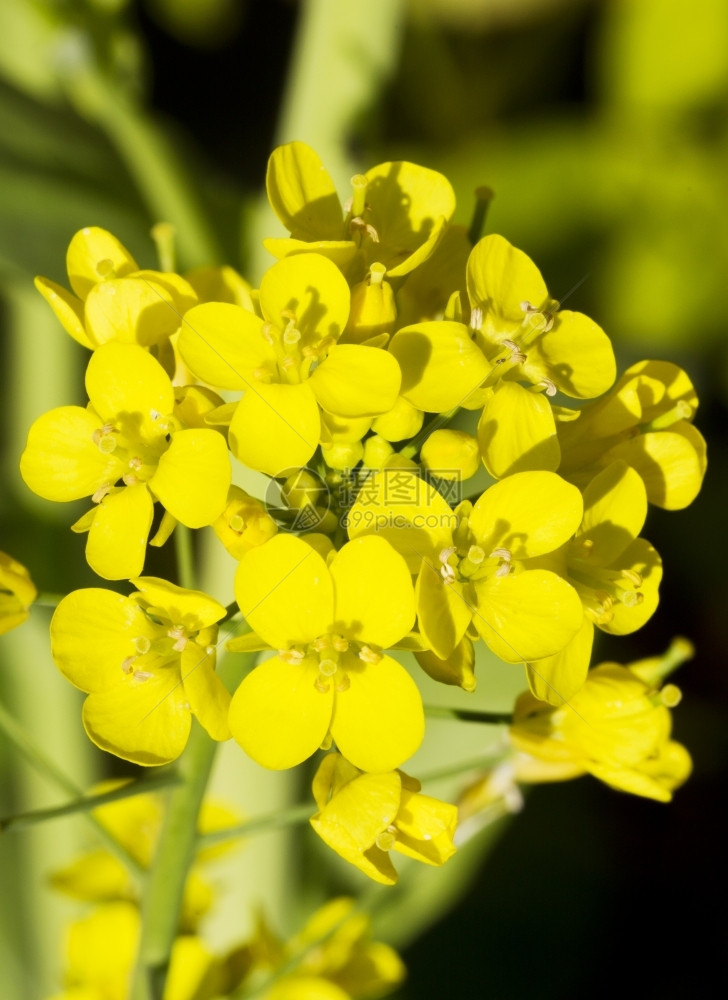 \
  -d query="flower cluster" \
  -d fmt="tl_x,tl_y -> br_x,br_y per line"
19,141 -> 705,898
